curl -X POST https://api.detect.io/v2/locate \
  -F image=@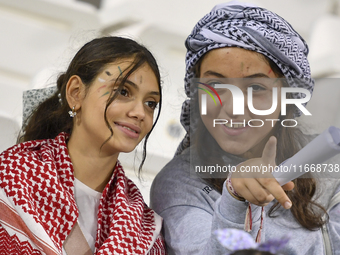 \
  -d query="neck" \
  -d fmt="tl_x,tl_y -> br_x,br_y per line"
67,134 -> 119,192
